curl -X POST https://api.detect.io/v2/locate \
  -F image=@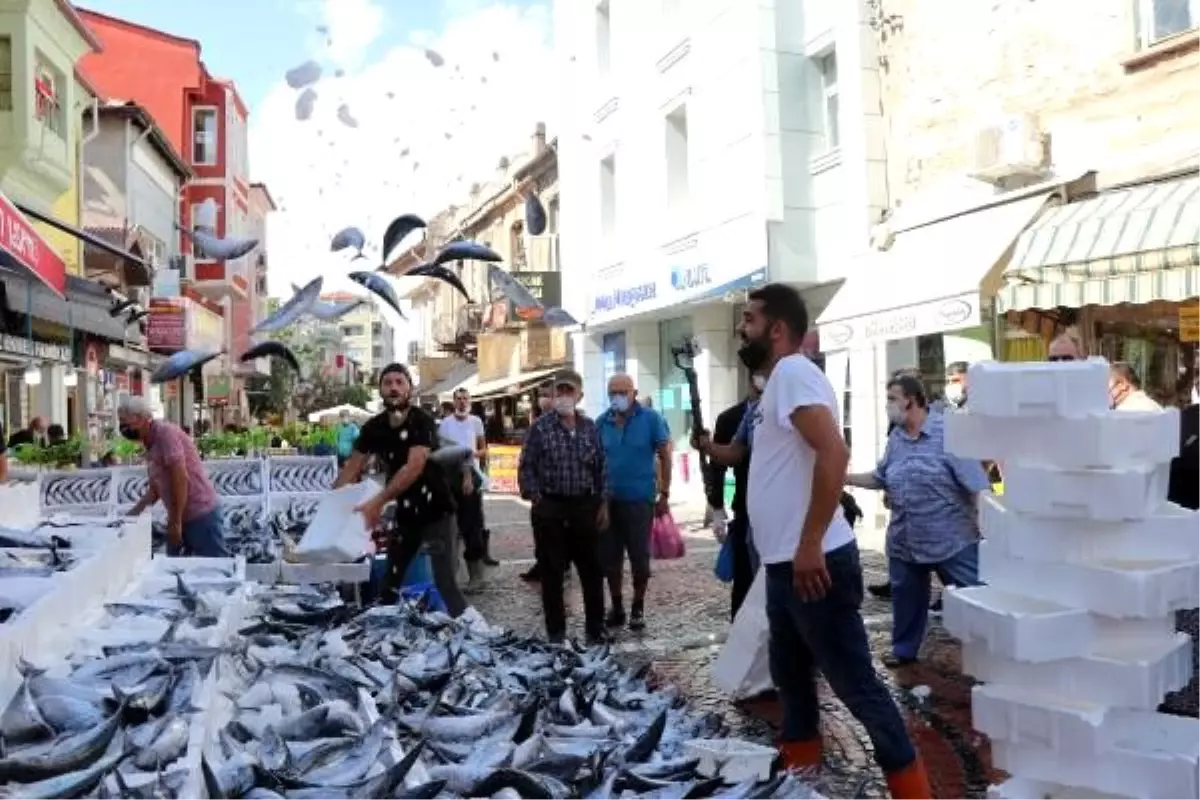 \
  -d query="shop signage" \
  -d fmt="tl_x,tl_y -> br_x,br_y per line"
670,265 -> 712,292
147,297 -> 187,351
83,340 -> 105,376
206,374 -> 232,406
488,445 -> 522,494
510,271 -> 562,308
592,282 -> 657,314
1180,305 -> 1199,343
818,292 -> 983,351
0,192 -> 67,296
0,334 -> 70,362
